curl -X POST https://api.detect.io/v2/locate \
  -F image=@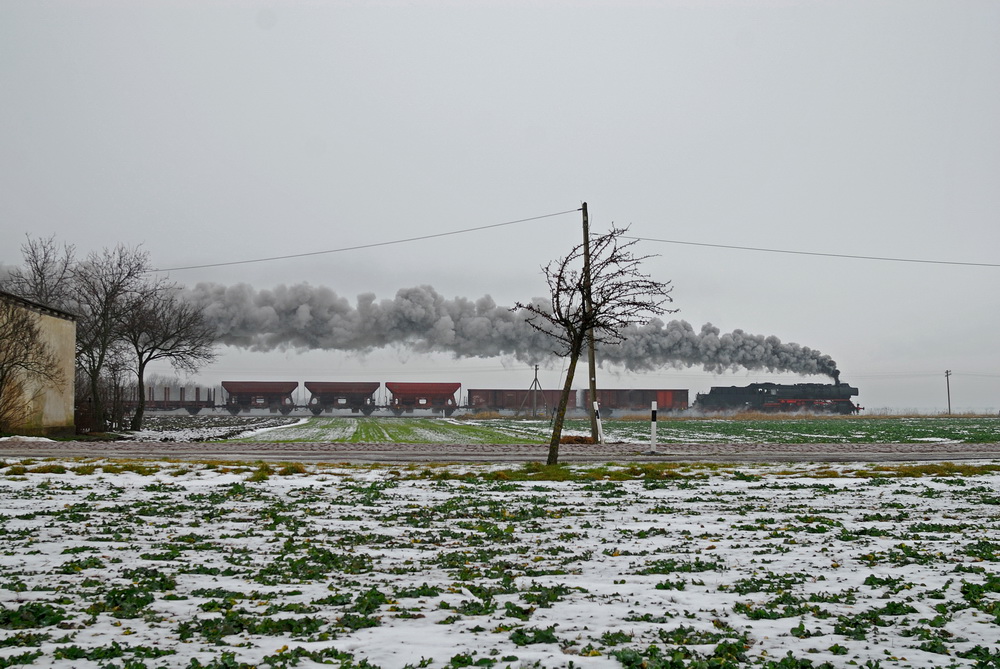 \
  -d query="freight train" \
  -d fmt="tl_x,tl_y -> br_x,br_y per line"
127,381 -> 689,416
127,379 -> 860,416
217,382 -> 687,417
